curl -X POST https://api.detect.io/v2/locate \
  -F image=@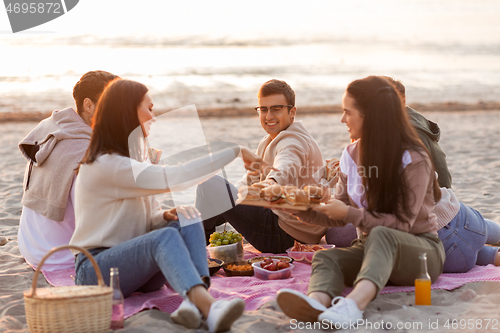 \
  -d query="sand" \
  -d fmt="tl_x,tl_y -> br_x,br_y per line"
1,110 -> 499,332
